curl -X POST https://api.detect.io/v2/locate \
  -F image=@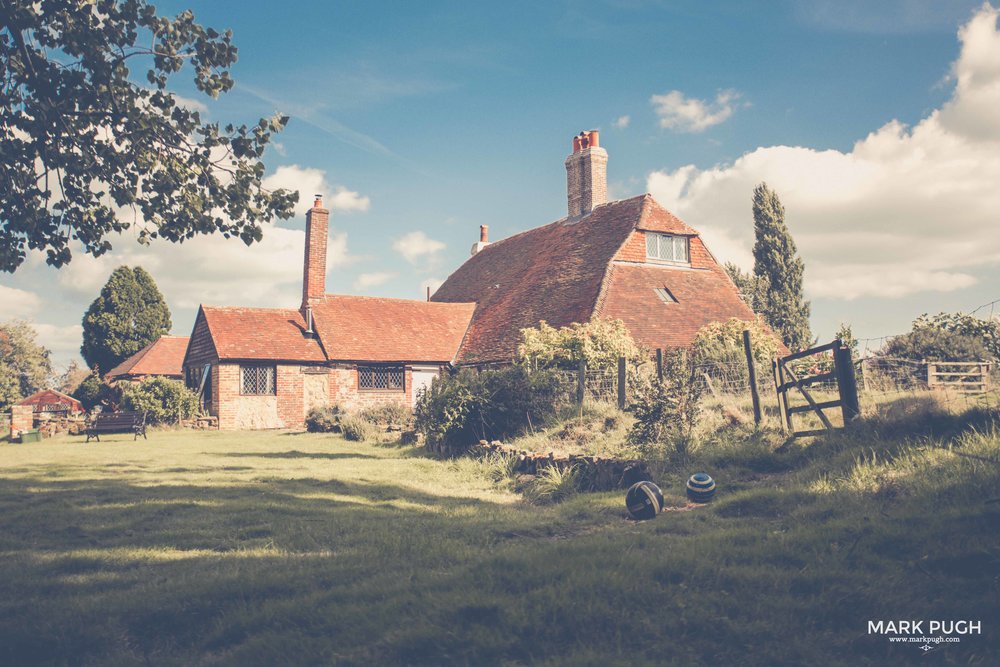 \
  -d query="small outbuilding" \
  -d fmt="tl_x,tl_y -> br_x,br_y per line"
16,389 -> 84,416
